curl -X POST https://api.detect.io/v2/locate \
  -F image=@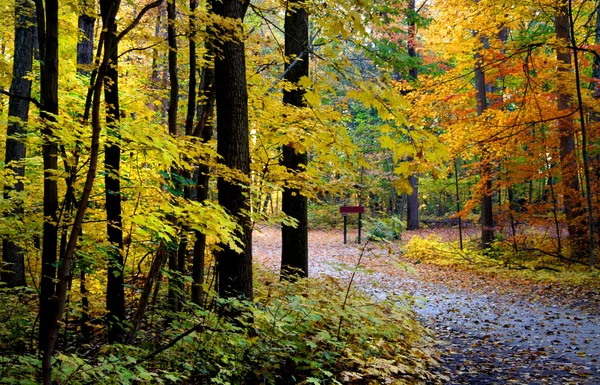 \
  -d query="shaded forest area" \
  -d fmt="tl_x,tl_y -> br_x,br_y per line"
1,0 -> 599,384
